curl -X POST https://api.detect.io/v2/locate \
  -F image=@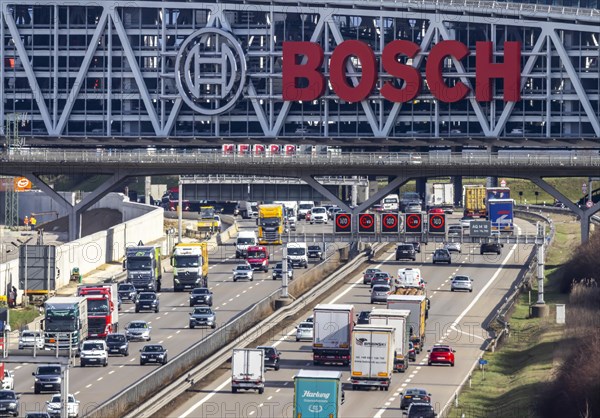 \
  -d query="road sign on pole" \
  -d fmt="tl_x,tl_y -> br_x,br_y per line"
586,200 -> 593,208
334,213 -> 352,233
358,213 -> 375,233
500,179 -> 507,187
405,213 -> 423,234
428,213 -> 446,234
582,182 -> 587,194
470,220 -> 492,237
381,213 -> 399,234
